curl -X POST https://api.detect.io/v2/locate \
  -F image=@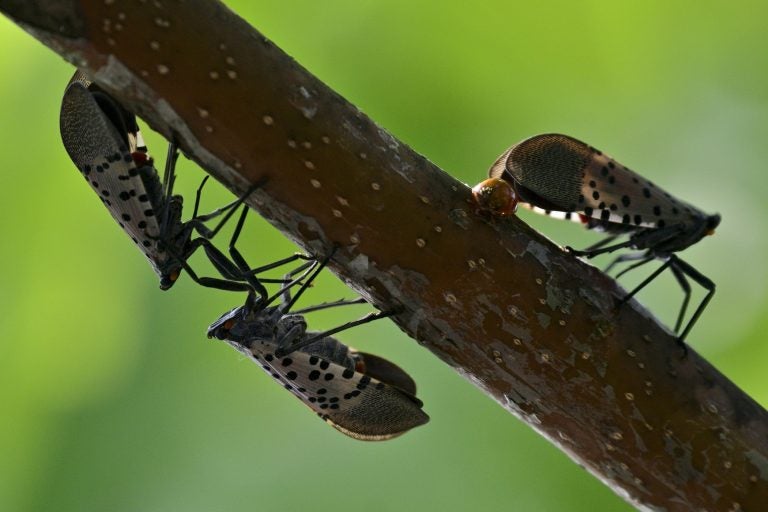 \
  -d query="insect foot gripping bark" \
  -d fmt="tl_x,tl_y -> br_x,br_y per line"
60,70 -> 267,292
207,250 -> 429,441
489,133 -> 720,347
